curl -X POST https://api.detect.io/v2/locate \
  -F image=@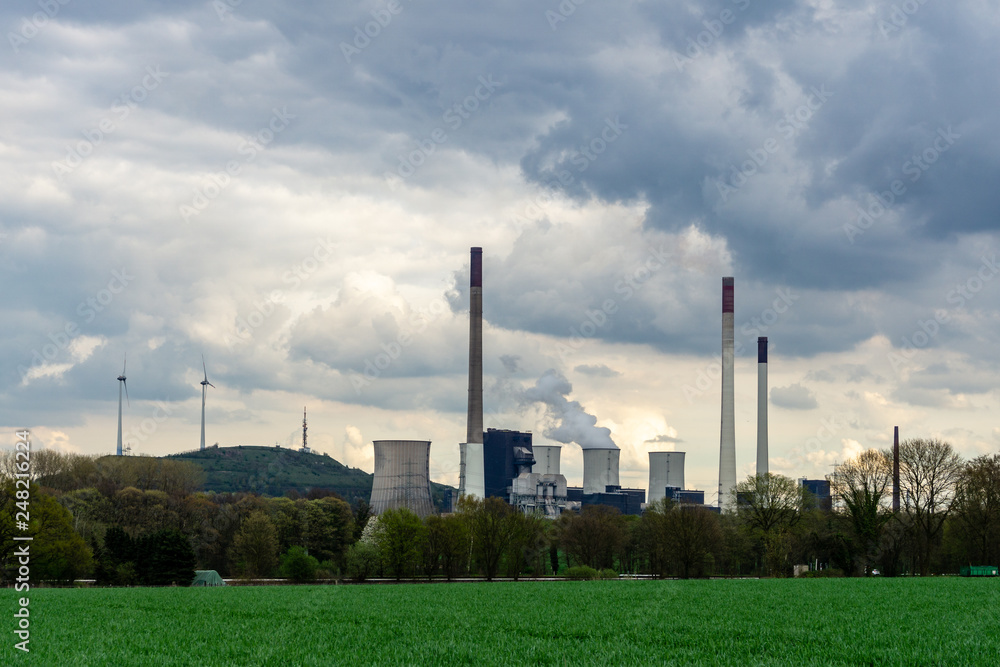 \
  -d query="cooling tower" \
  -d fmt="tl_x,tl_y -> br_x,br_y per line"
756,337 -> 768,476
370,440 -> 435,518
532,445 -> 562,475
893,426 -> 900,513
648,451 -> 686,504
459,247 -> 485,499
718,277 -> 736,510
583,448 -> 620,494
